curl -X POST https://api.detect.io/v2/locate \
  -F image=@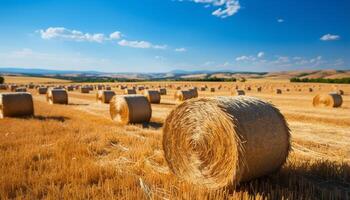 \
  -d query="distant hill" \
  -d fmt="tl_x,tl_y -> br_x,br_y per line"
0,67 -> 349,81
